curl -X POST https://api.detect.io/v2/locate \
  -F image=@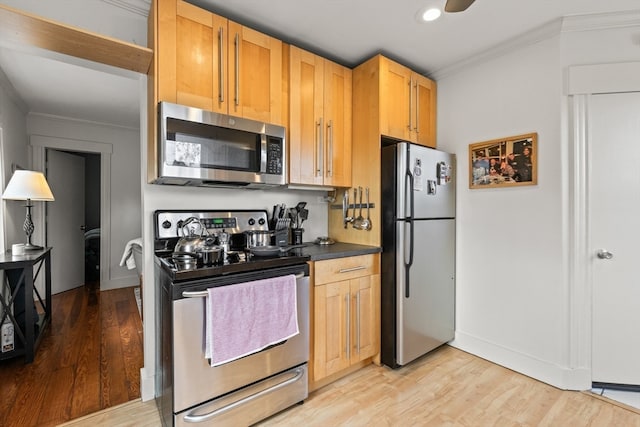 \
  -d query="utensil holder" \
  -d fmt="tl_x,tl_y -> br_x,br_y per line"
291,228 -> 304,245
